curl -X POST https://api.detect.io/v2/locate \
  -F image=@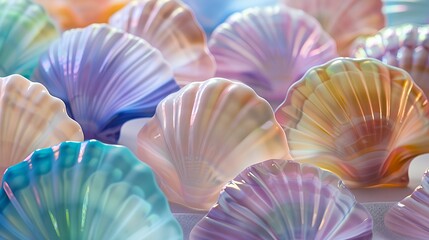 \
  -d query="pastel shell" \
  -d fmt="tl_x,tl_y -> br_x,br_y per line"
275,58 -> 429,188
0,140 -> 183,239
190,159 -> 373,240
383,0 -> 429,27
137,78 -> 289,210
209,6 -> 338,108
109,0 -> 216,86
0,74 -> 83,179
32,24 -> 179,144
